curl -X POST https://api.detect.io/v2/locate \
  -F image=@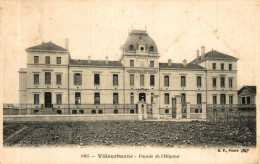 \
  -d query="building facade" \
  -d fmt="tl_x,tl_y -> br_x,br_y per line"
19,29 -> 239,119
237,86 -> 256,110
